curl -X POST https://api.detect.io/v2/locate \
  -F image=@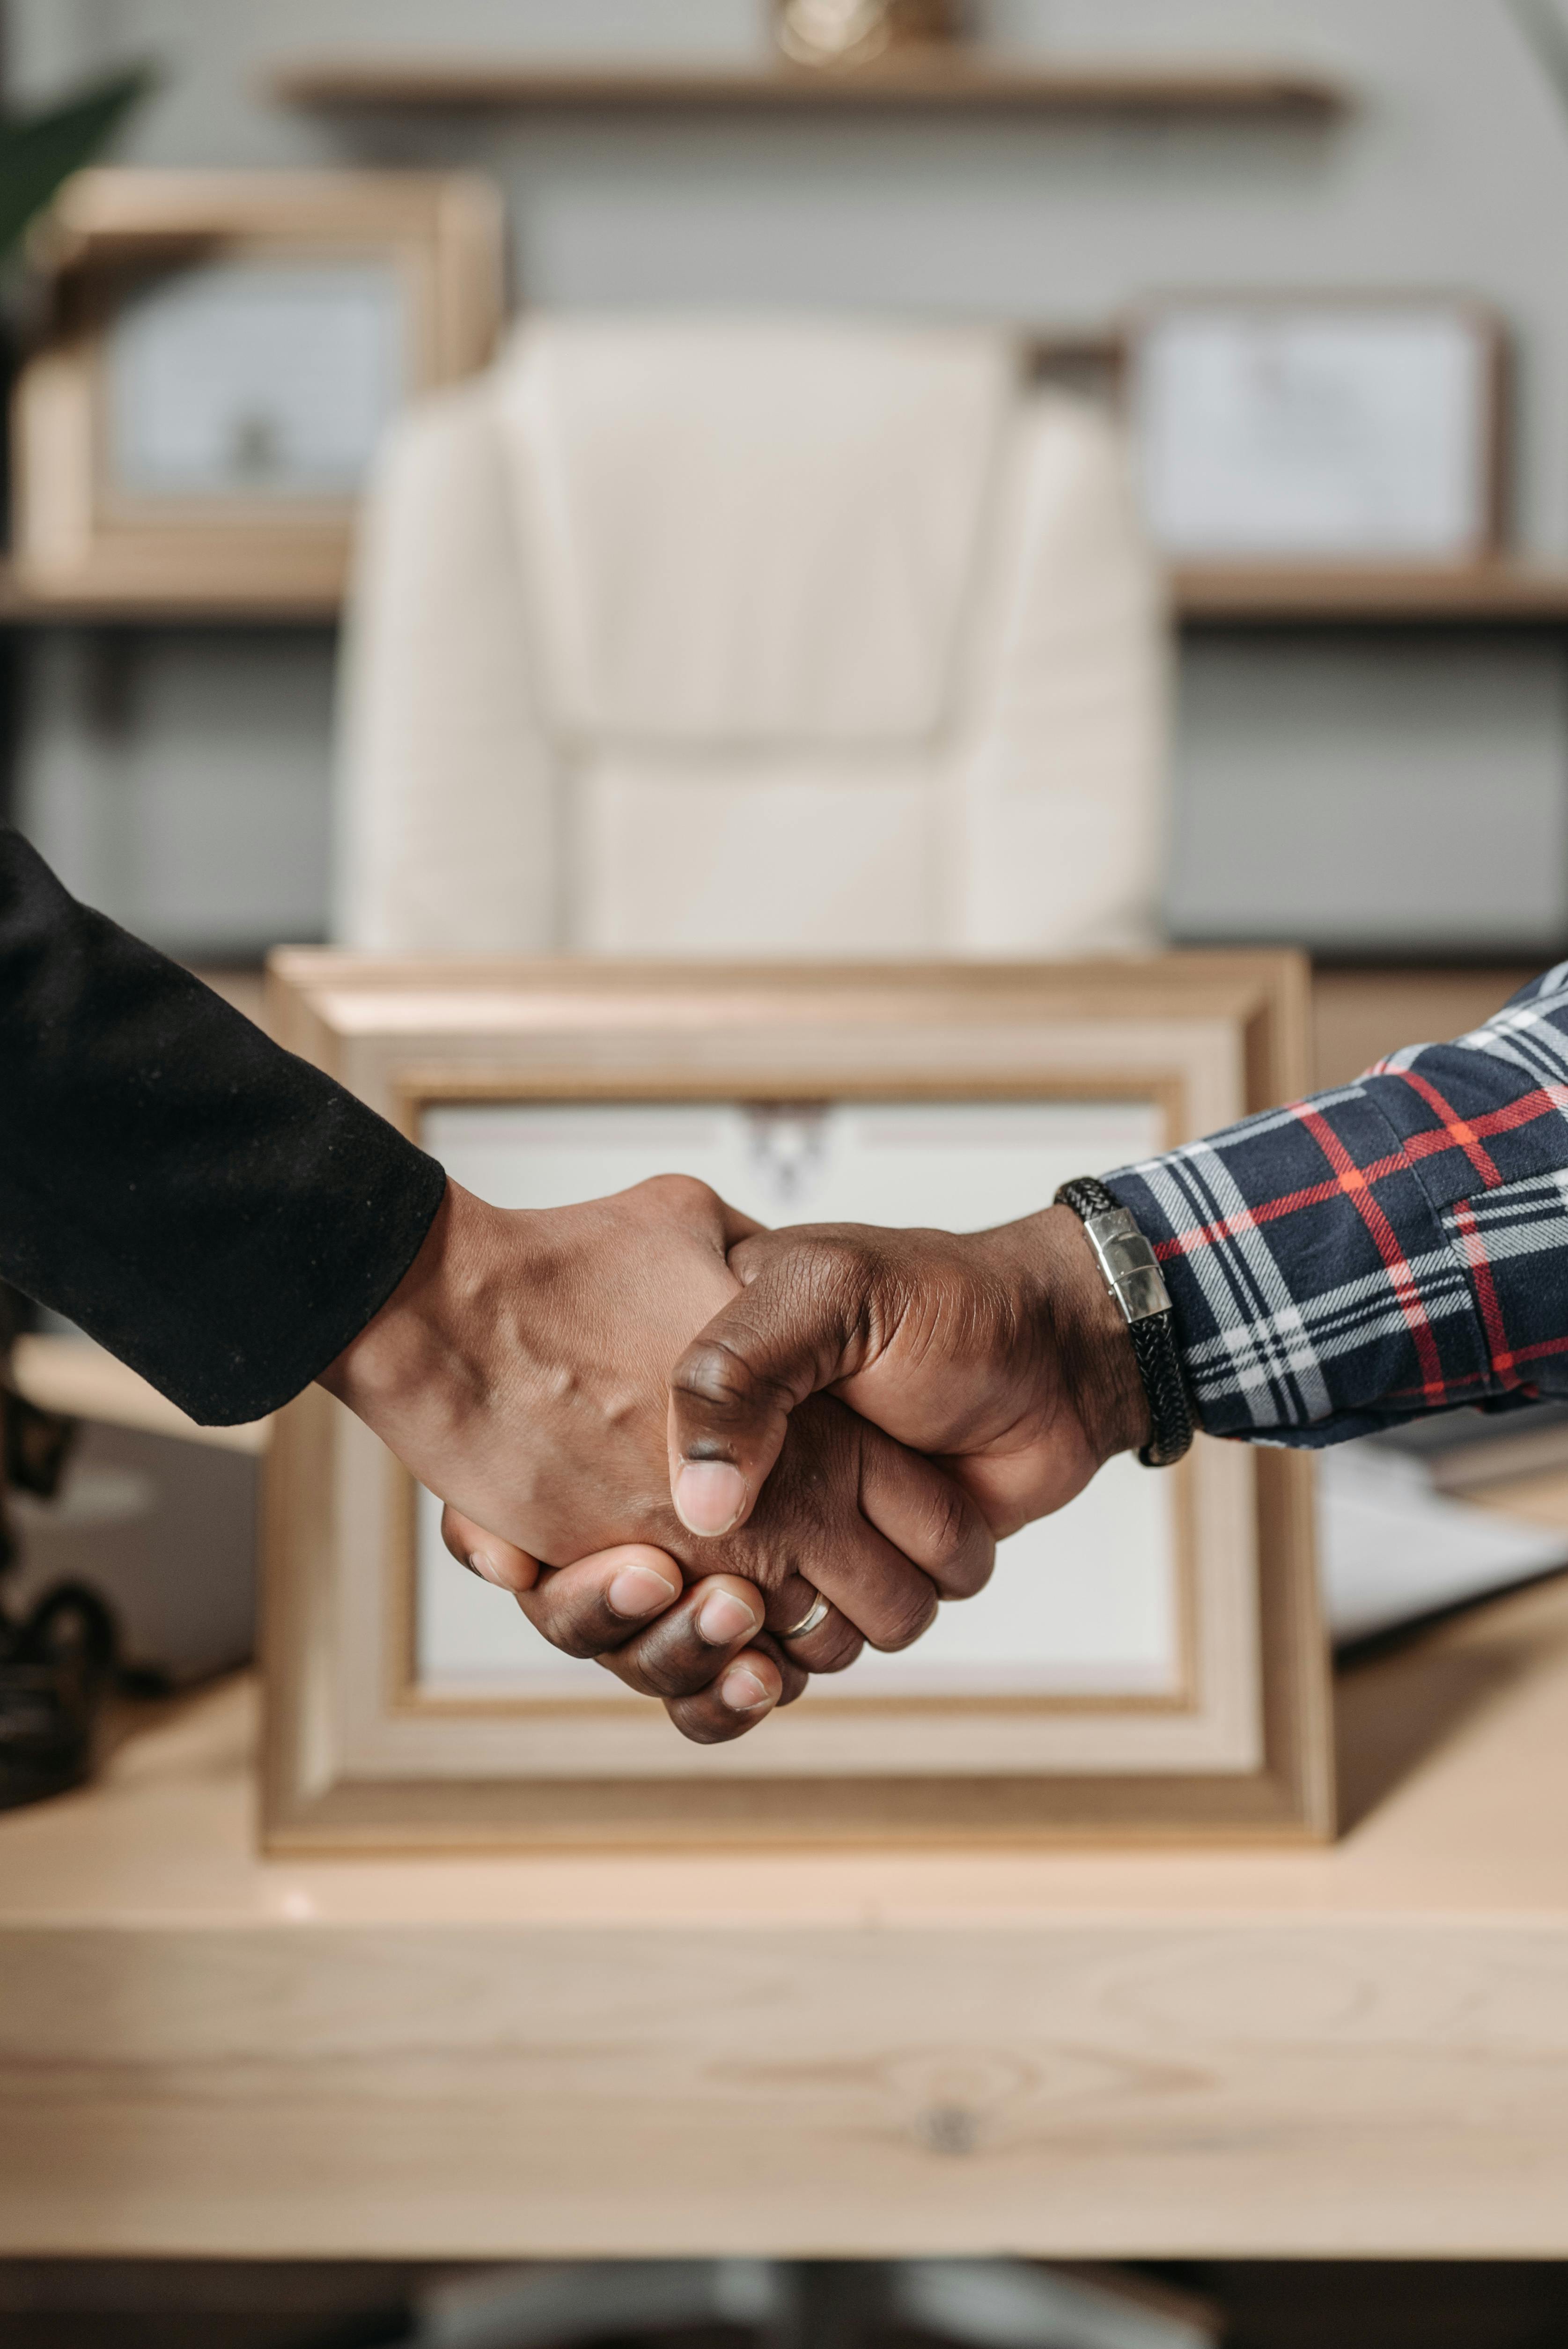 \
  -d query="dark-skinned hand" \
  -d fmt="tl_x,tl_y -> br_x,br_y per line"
321,1174 -> 996,1744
